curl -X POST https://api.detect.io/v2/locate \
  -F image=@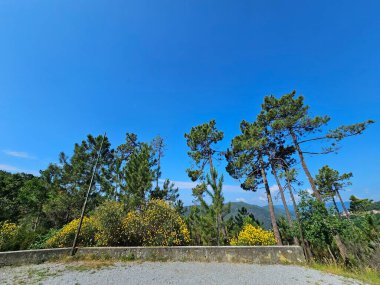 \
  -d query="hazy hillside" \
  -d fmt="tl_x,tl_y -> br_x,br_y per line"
185,201 -> 365,229
270,201 -> 351,215
185,202 -> 288,229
